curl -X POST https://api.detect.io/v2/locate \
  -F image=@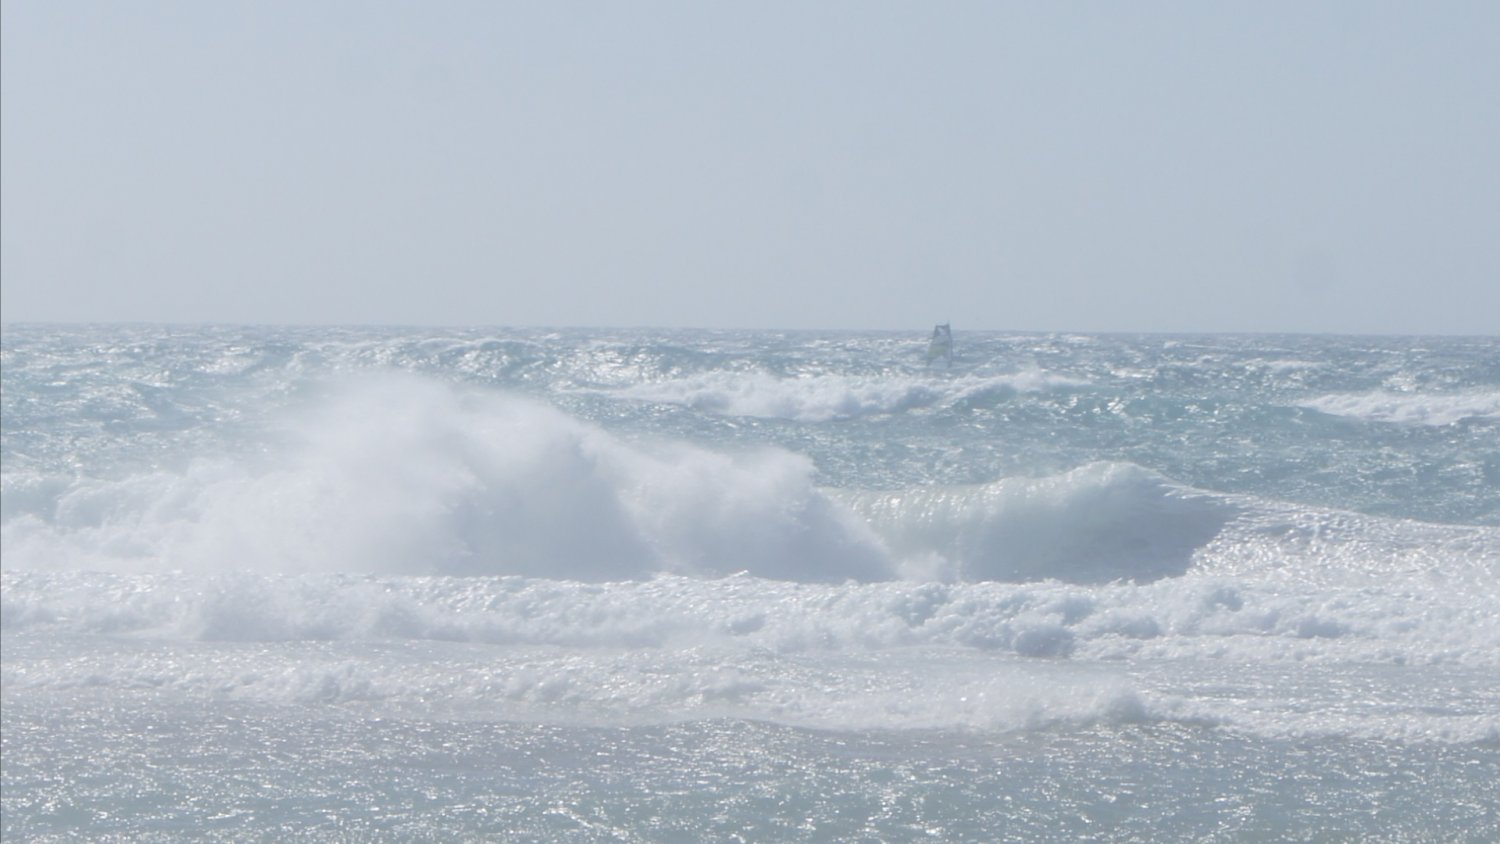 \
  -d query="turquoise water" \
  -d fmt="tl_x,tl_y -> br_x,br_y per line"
4,326 -> 1498,840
